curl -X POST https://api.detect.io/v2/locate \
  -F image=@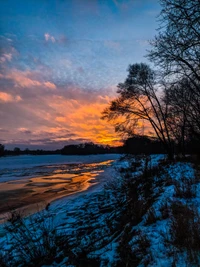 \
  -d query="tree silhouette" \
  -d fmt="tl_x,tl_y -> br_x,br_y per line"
0,144 -> 5,157
14,147 -> 21,155
102,63 -> 174,159
148,0 -> 200,144
61,142 -> 114,155
148,0 -> 200,84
